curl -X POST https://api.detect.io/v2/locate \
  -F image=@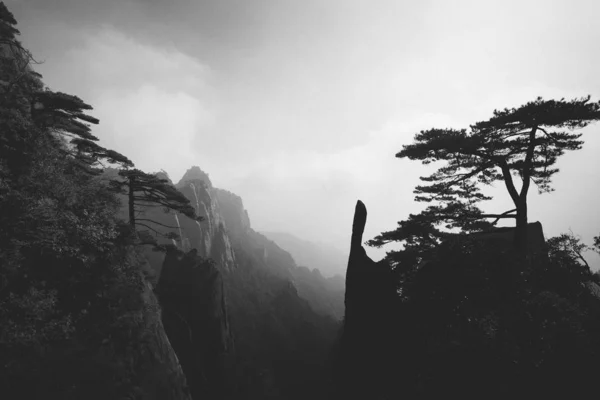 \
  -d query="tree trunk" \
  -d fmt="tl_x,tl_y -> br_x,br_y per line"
128,177 -> 135,228
514,201 -> 528,253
